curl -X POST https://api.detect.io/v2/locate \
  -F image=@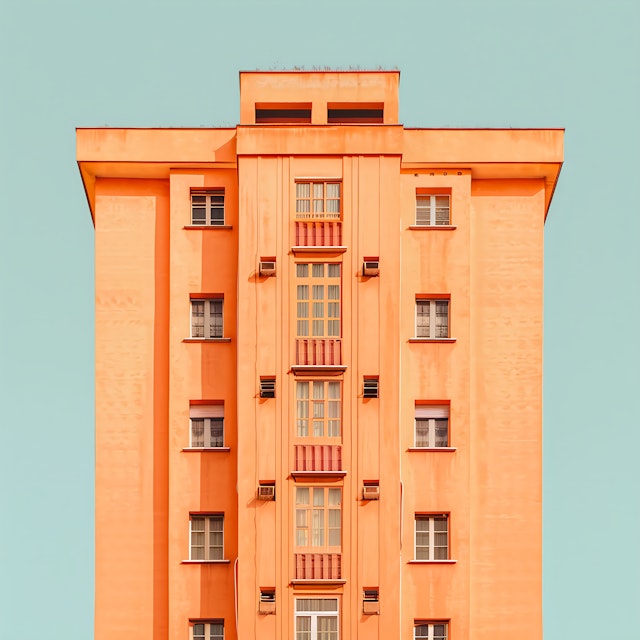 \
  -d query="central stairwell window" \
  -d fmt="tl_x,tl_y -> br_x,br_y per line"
296,181 -> 341,219
296,380 -> 341,438
296,264 -> 341,338
295,599 -> 339,640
